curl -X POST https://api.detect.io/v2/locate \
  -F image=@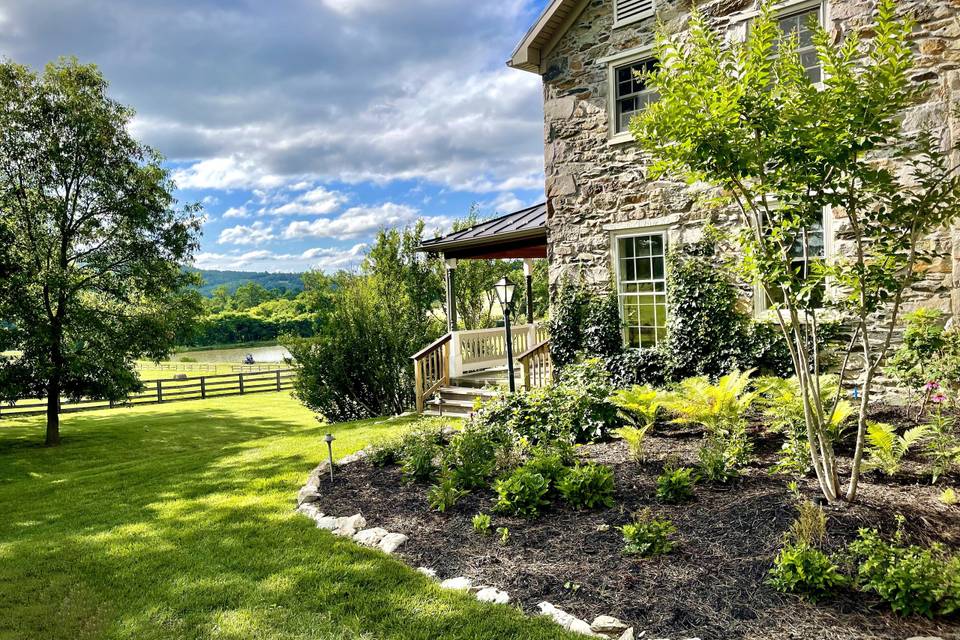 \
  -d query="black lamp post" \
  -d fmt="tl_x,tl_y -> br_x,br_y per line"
494,276 -> 517,392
